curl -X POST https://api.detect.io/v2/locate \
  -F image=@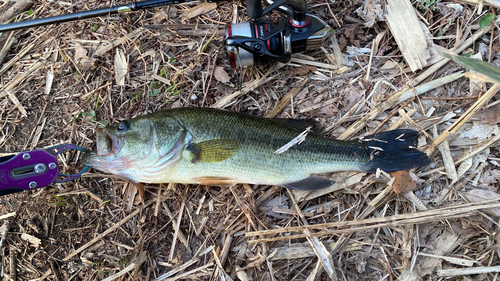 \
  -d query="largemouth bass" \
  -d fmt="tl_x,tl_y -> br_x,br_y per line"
82,107 -> 430,190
